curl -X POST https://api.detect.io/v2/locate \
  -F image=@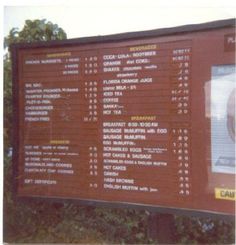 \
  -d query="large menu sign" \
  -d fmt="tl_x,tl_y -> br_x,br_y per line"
12,19 -> 235,216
